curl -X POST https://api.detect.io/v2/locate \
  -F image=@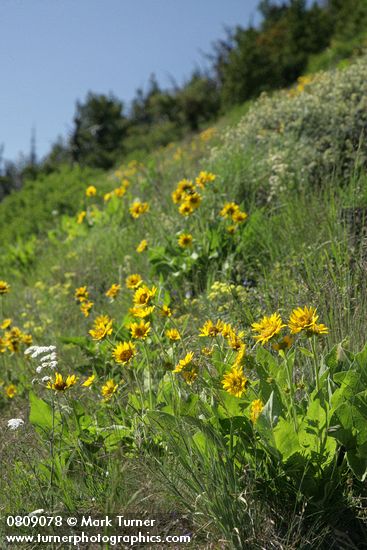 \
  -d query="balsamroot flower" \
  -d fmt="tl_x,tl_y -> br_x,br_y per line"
129,306 -> 155,318
101,380 -> 118,401
195,171 -> 216,189
112,342 -> 137,364
82,374 -> 95,387
178,234 -> 193,248
252,313 -> 285,344
105,283 -> 121,300
129,200 -> 149,219
80,301 -> 94,317
222,366 -> 248,397
136,239 -> 148,253
288,306 -> 328,336
75,286 -> 89,303
160,305 -> 172,317
0,281 -> 11,295
5,384 -> 17,398
47,372 -> 78,391
86,185 -> 97,197
133,286 -> 157,307
173,352 -> 194,373
125,274 -> 142,289
129,320 -> 151,340
89,315 -> 113,341
166,328 -> 181,341
220,202 -> 240,218
199,319 -> 223,337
